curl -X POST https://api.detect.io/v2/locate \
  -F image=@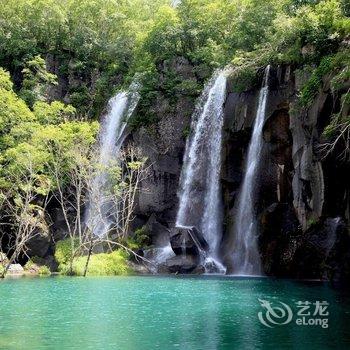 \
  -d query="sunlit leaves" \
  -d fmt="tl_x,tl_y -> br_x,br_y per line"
20,55 -> 58,106
33,101 -> 76,125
